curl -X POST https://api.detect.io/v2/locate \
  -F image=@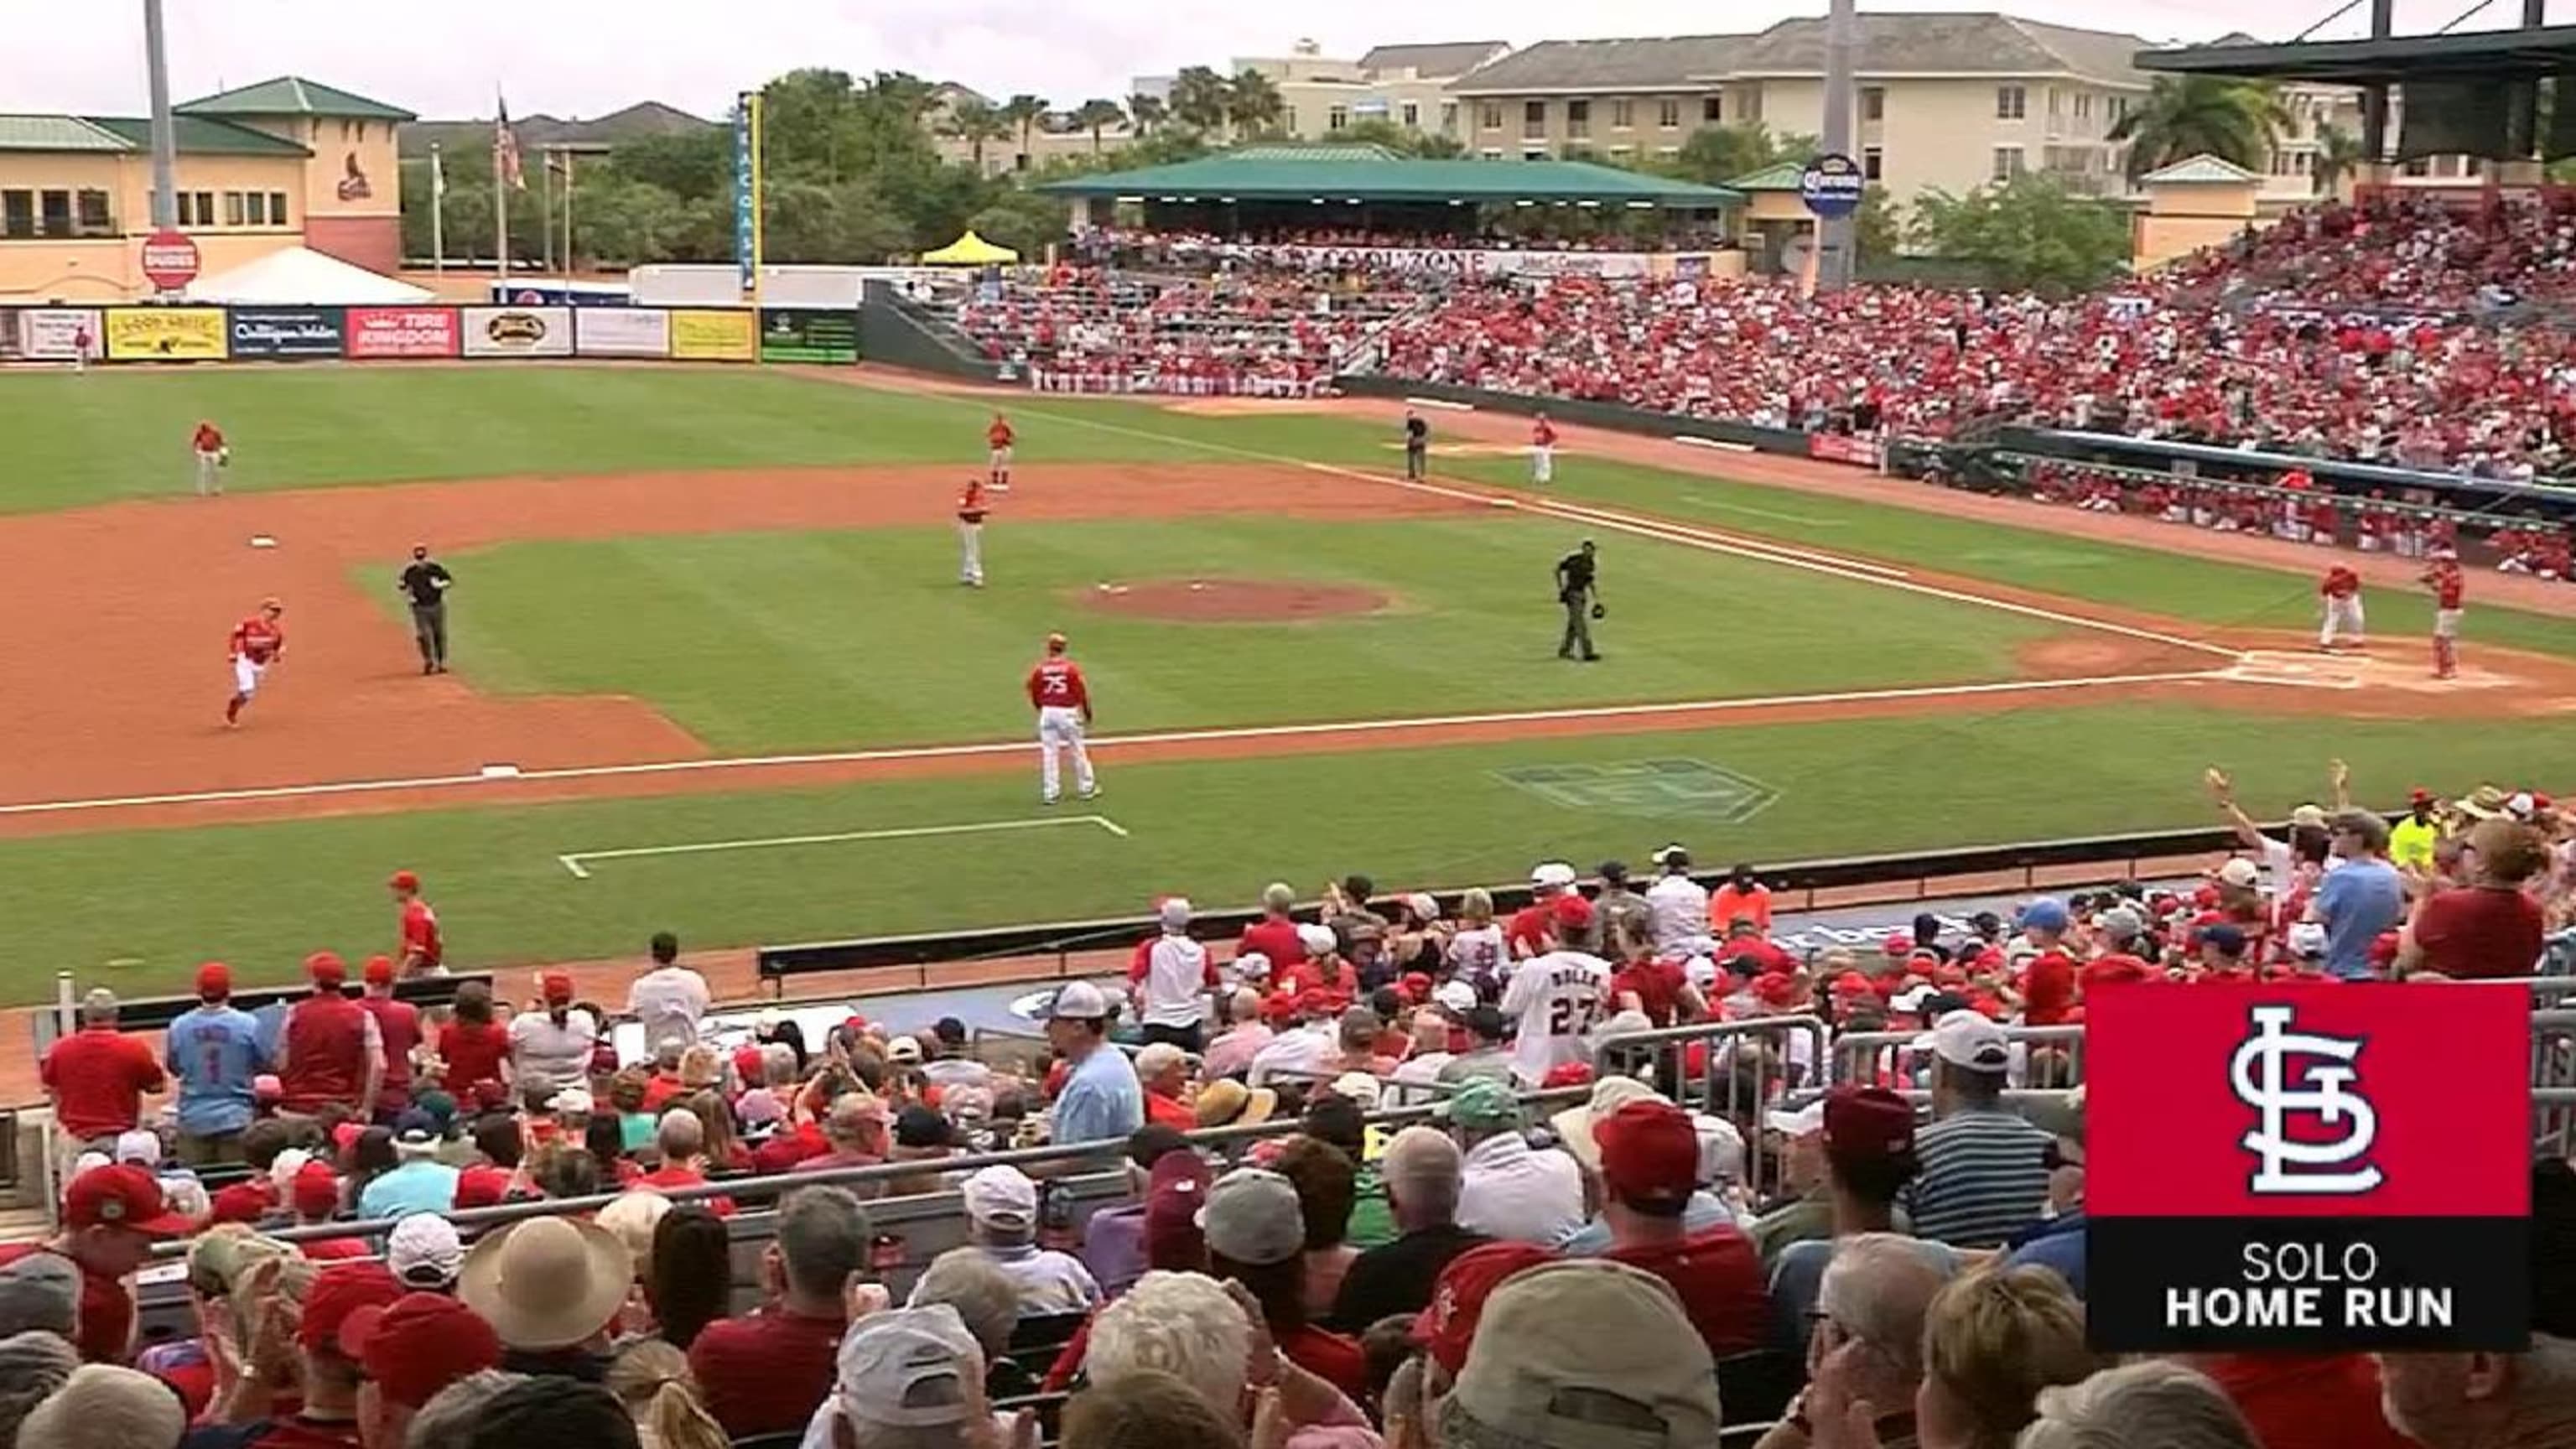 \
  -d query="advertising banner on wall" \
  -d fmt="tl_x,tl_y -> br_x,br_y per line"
576,306 -> 672,357
670,308 -> 757,361
227,307 -> 347,360
346,307 -> 461,359
1808,433 -> 1883,469
103,308 -> 228,361
758,309 -> 860,363
15,308 -> 101,361
461,305 -> 575,358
